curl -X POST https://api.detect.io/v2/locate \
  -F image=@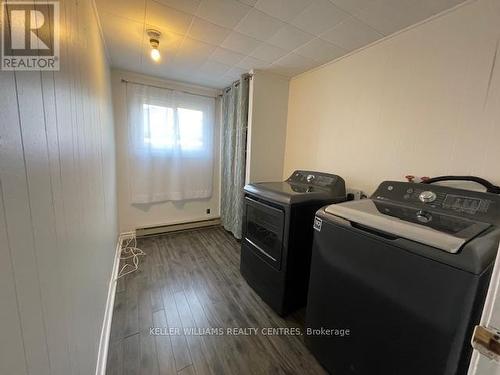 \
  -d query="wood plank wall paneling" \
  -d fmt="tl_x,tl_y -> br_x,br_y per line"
0,0 -> 118,374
